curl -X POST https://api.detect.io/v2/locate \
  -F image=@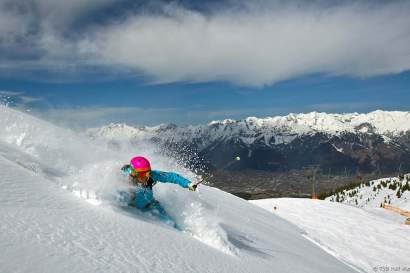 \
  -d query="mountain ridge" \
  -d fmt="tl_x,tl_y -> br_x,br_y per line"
89,110 -> 410,146
87,110 -> 410,197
